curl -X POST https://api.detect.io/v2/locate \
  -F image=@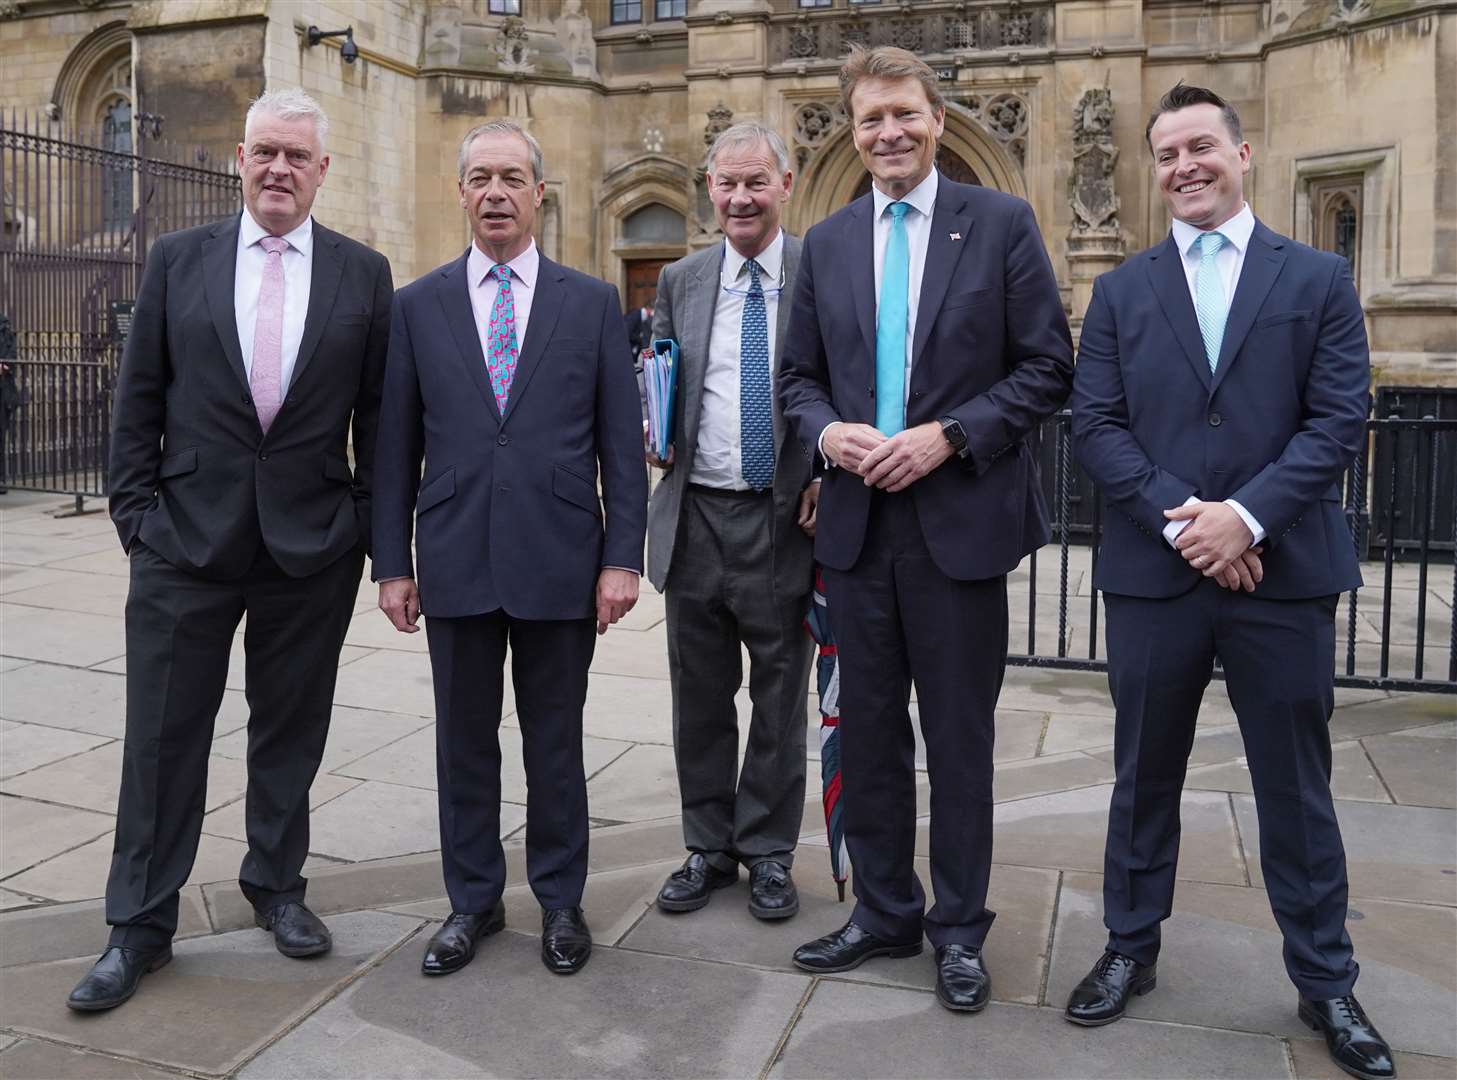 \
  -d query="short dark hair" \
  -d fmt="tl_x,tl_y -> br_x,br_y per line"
1145,83 -> 1243,147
